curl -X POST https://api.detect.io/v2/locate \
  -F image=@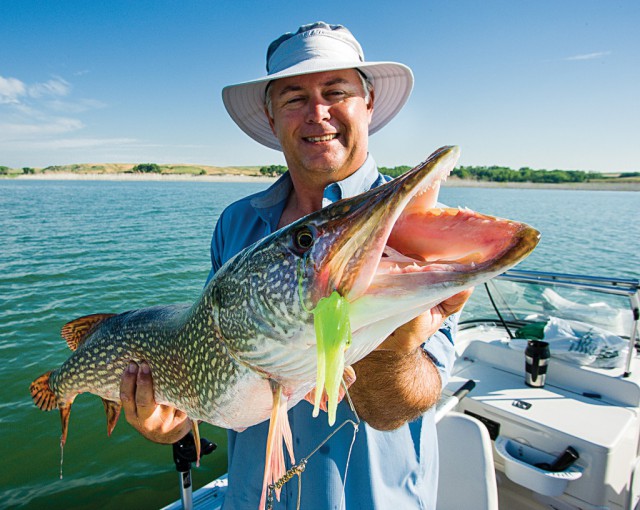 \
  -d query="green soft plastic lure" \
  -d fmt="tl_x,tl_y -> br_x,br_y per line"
309,291 -> 352,426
